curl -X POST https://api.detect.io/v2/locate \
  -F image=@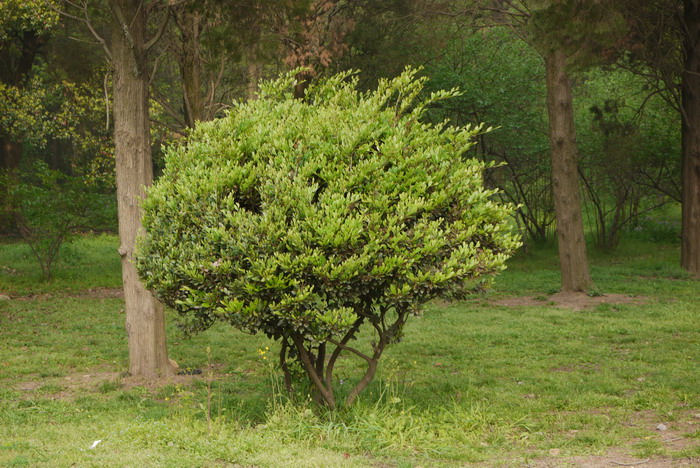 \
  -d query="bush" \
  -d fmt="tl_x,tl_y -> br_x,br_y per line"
1,161 -> 116,279
136,68 -> 520,407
